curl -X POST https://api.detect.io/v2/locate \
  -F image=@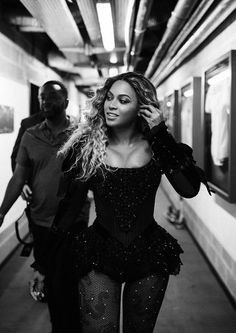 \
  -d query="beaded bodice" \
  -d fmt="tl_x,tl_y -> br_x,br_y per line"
91,159 -> 162,246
